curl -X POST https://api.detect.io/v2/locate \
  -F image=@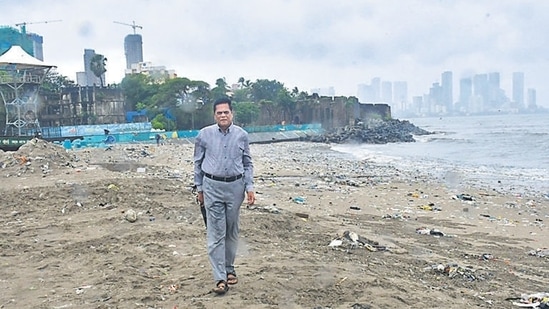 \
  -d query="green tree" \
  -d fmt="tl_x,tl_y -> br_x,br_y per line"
119,75 -> 214,130
120,74 -> 157,111
150,77 -> 193,109
233,77 -> 253,103
251,79 -> 284,102
211,77 -> 230,99
233,101 -> 259,126
232,87 -> 251,103
188,80 -> 211,104
151,113 -> 176,131
237,77 -> 253,89
186,80 -> 212,129
90,54 -> 107,87
41,70 -> 76,95
149,77 -> 193,129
